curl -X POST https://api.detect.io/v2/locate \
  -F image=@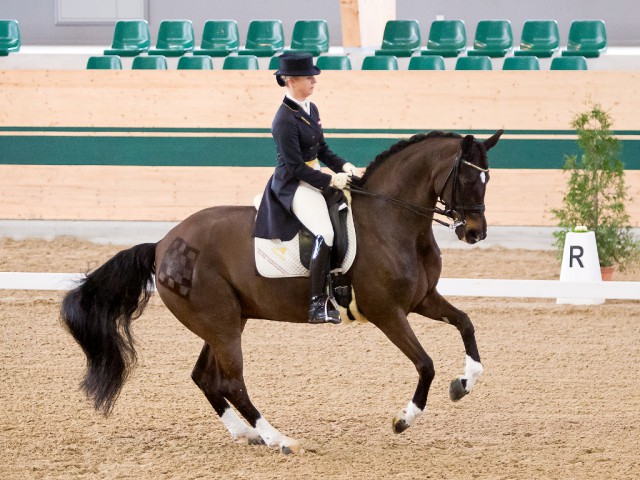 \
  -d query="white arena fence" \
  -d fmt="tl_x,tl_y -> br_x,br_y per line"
1,272 -> 638,300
